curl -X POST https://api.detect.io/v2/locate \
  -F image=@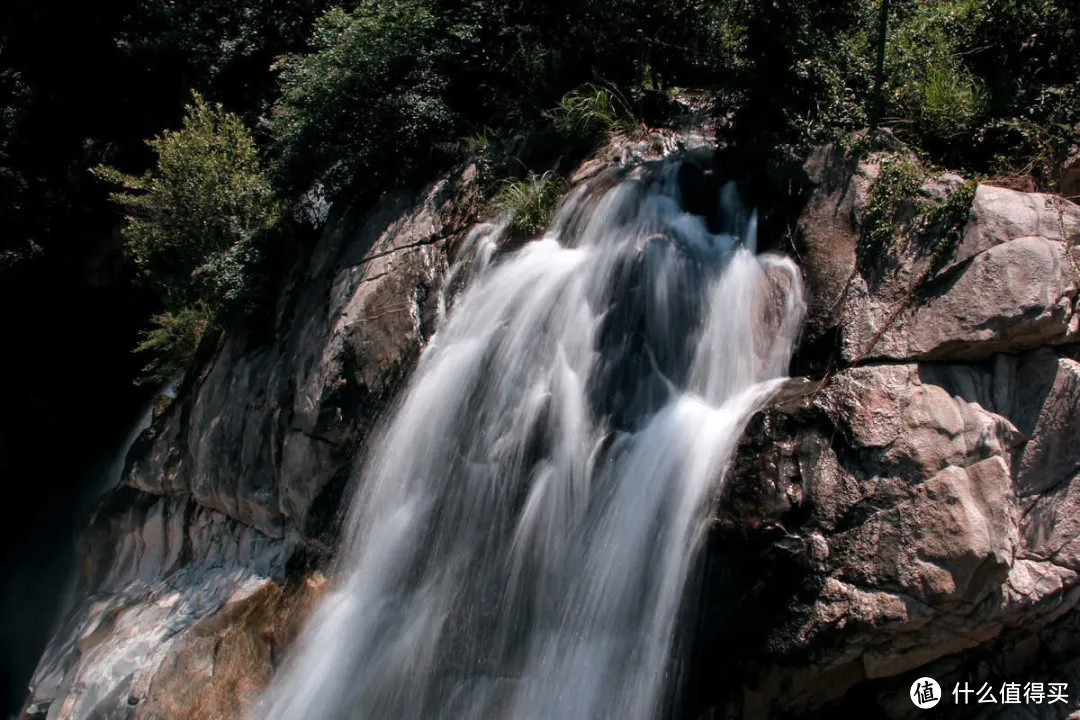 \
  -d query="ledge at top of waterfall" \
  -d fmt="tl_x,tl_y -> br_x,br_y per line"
260,158 -> 806,720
